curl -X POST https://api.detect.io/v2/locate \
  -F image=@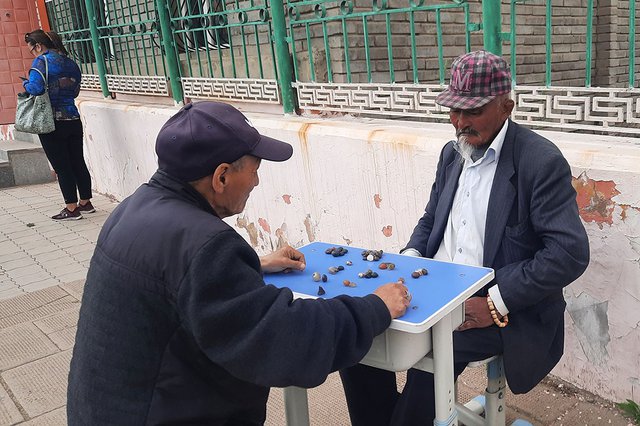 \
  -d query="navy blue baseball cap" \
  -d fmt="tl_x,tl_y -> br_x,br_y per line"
155,101 -> 293,182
